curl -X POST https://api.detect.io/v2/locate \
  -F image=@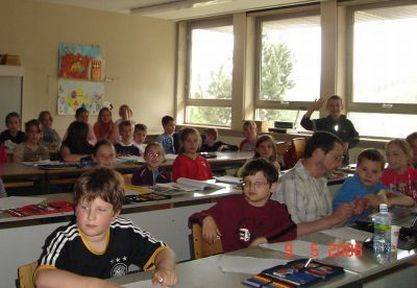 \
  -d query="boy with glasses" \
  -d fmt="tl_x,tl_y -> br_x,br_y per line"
188,158 -> 298,252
